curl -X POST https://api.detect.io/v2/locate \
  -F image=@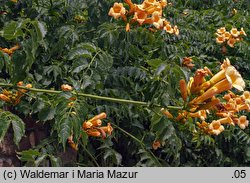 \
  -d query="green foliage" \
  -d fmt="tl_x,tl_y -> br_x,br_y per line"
0,0 -> 249,167
17,138 -> 61,167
